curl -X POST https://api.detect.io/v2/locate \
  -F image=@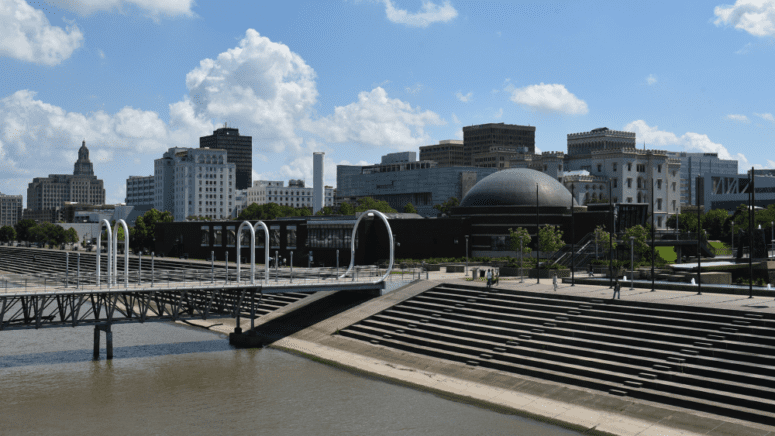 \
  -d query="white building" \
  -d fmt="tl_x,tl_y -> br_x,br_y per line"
245,180 -> 334,210
125,175 -> 155,206
154,147 -> 236,221
0,192 -> 22,227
